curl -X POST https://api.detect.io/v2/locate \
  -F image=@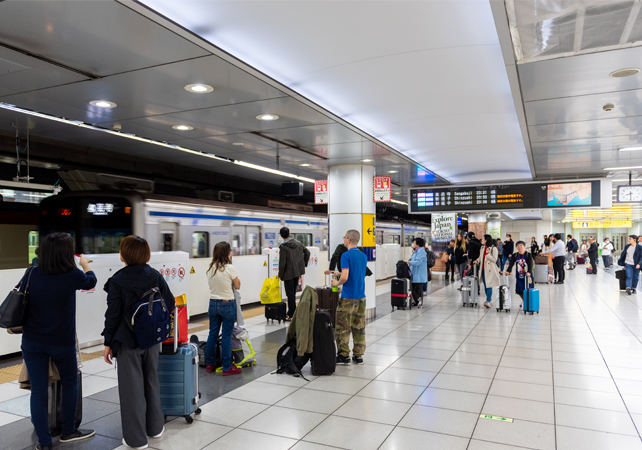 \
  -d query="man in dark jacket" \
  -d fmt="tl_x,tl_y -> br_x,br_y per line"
618,235 -> 642,294
278,227 -> 311,320
325,244 -> 372,277
587,237 -> 599,274
466,232 -> 482,294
